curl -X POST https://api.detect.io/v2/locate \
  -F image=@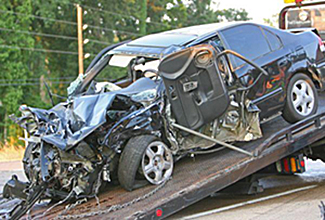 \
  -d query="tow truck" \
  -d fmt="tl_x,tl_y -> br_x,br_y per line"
2,1 -> 325,219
